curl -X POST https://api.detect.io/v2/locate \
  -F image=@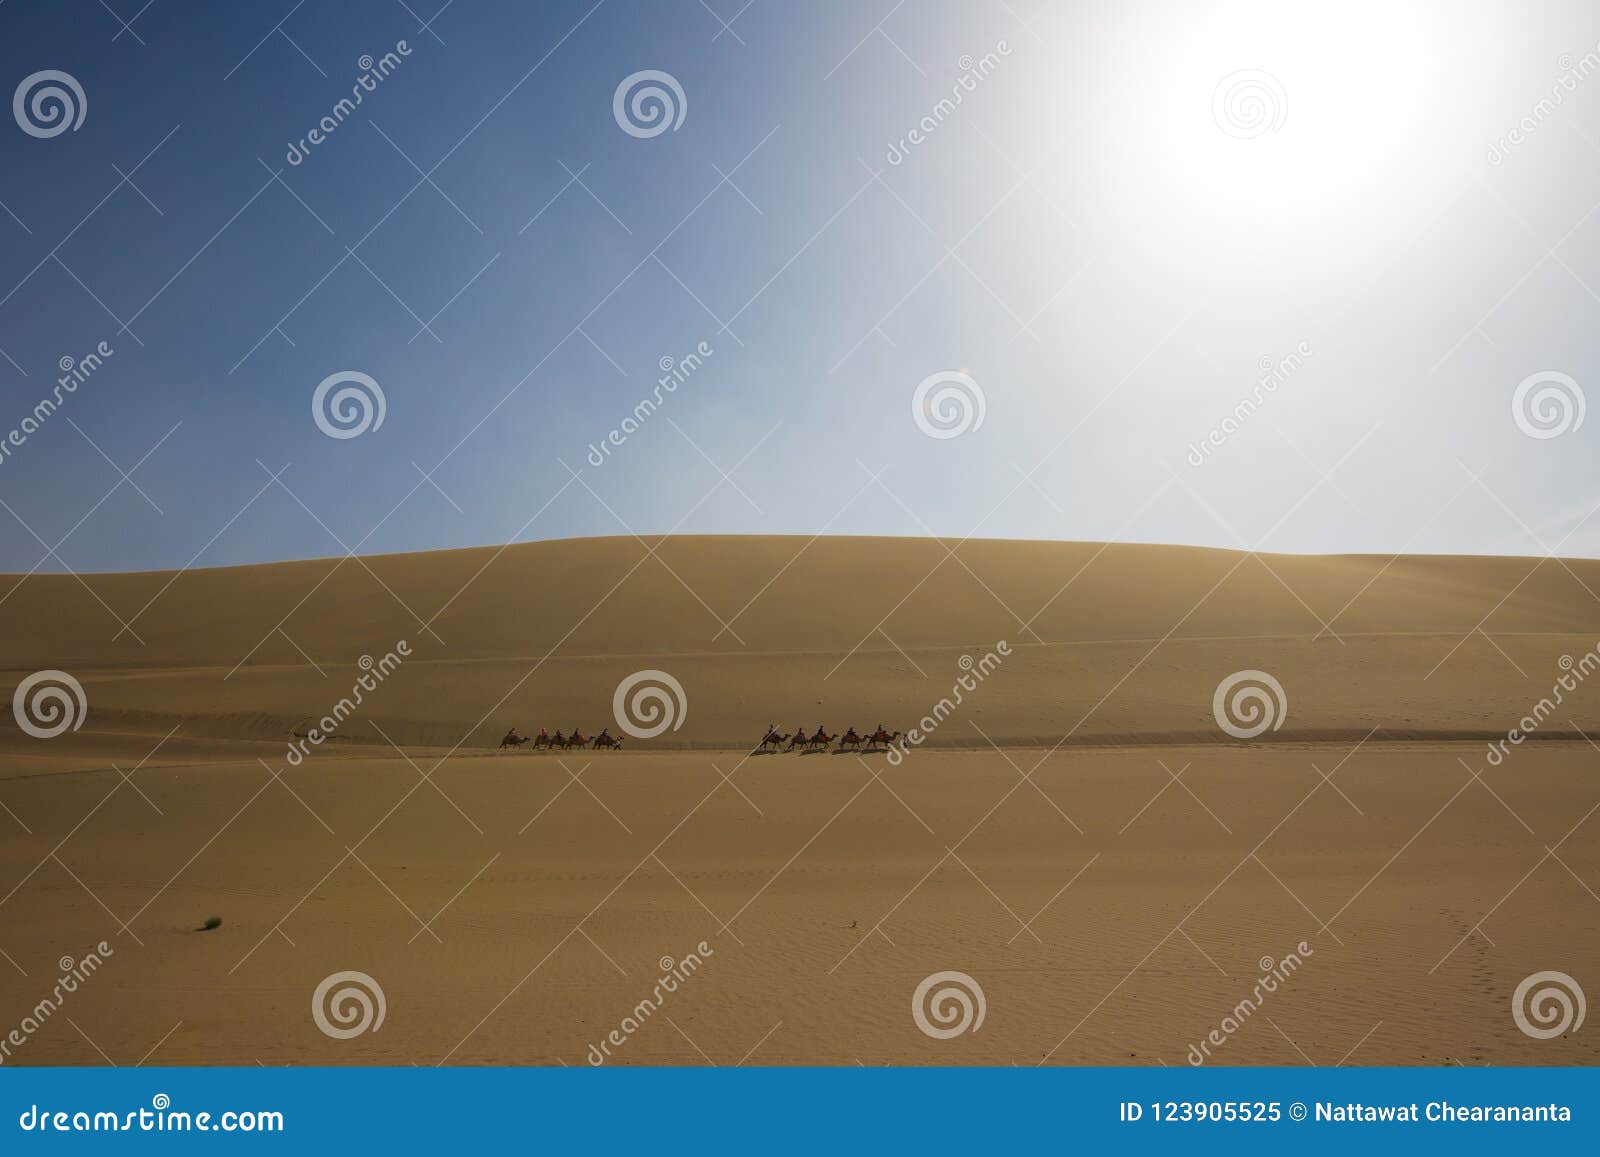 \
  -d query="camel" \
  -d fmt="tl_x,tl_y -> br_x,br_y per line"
756,728 -> 790,752
592,732 -> 623,750
836,728 -> 865,752
863,727 -> 902,752
803,728 -> 836,753
499,730 -> 530,749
